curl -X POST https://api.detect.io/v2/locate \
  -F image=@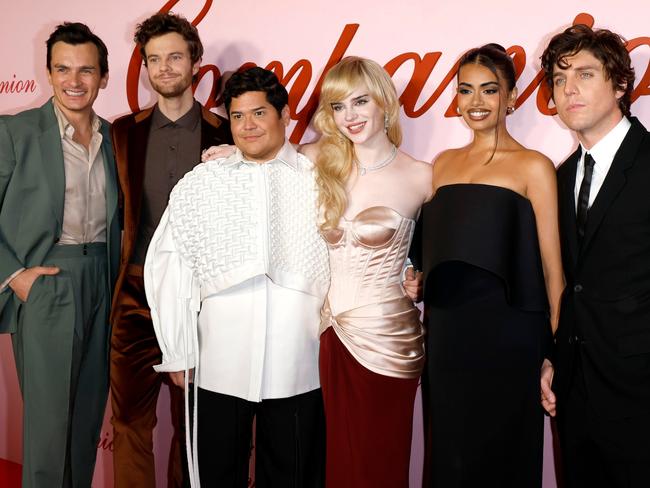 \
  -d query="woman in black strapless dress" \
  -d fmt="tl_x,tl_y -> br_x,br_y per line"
412,44 -> 564,487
